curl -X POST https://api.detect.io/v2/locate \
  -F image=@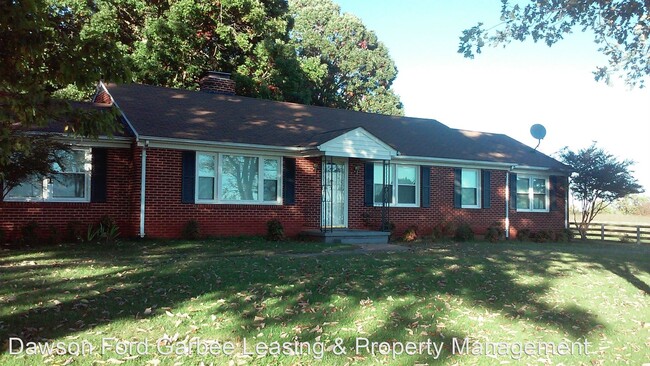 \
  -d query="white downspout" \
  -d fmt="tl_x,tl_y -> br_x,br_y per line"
139,140 -> 148,238
565,178 -> 569,229
505,171 -> 510,239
